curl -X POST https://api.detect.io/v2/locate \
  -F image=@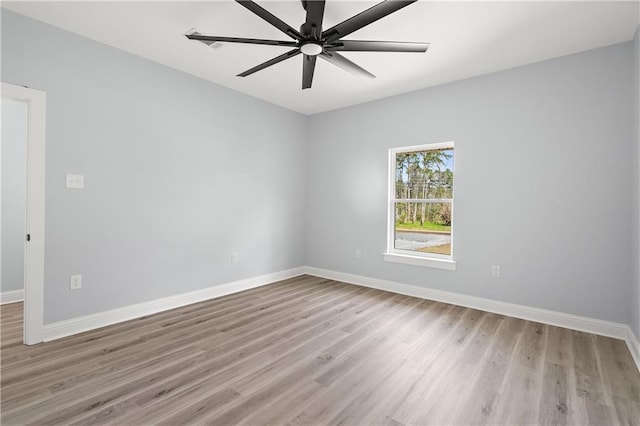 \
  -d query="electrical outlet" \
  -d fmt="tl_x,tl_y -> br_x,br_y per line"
65,174 -> 84,189
231,252 -> 239,263
355,249 -> 362,258
69,274 -> 82,290
492,265 -> 501,278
